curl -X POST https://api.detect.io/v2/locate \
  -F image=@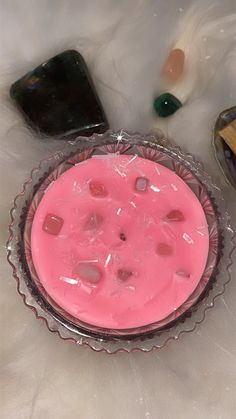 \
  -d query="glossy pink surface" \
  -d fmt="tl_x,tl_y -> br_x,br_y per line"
31,155 -> 209,329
